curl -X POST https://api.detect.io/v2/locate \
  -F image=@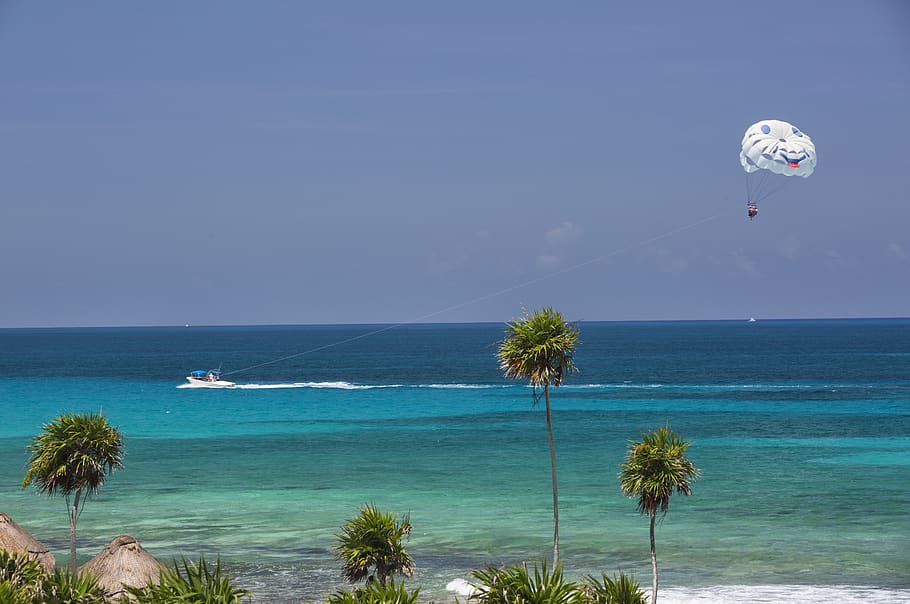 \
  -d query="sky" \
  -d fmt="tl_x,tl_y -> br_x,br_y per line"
1,2 -> 909,327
